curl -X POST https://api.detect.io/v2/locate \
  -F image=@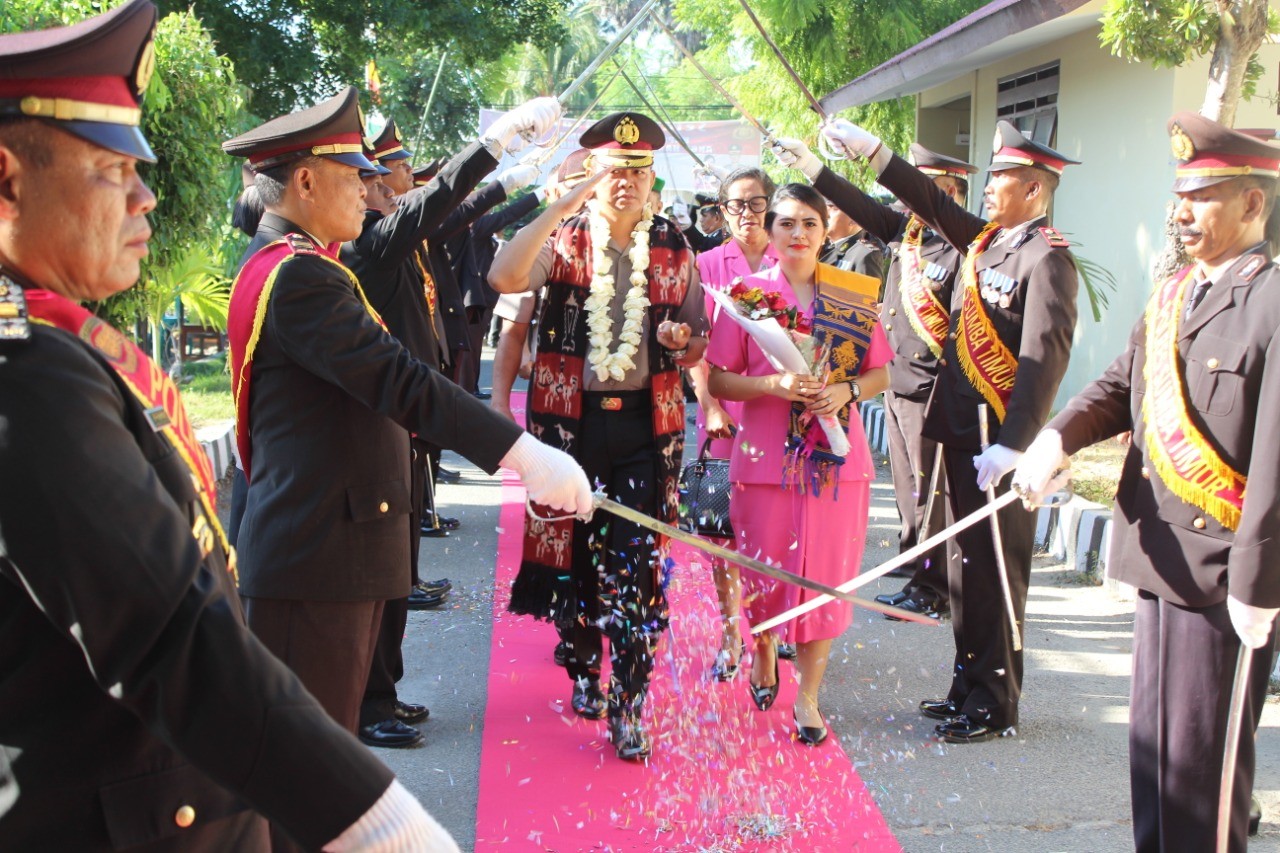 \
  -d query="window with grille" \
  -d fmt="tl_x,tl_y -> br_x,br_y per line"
996,62 -> 1059,146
